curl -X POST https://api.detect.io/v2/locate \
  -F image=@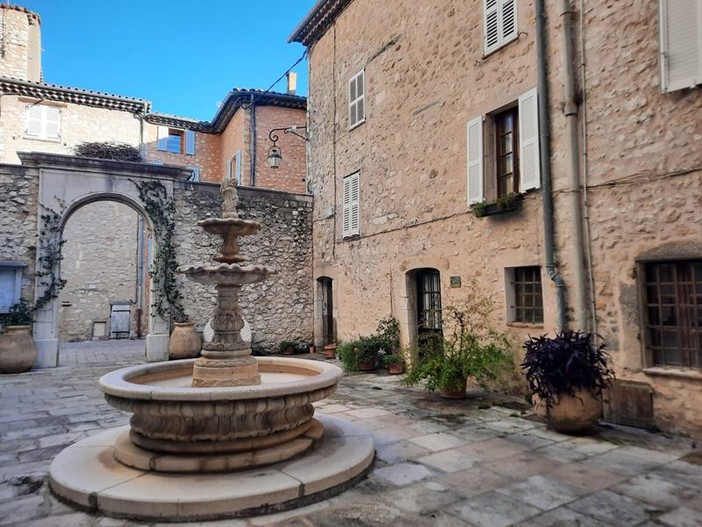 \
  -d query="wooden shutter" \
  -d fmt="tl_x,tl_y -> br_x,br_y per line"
26,105 -> 43,137
518,88 -> 541,191
185,130 -> 196,155
342,172 -> 360,237
349,172 -> 360,235
466,116 -> 484,204
501,0 -> 517,42
234,151 -> 242,184
157,126 -> 169,151
44,106 -> 61,139
660,0 -> 702,93
484,0 -> 499,52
